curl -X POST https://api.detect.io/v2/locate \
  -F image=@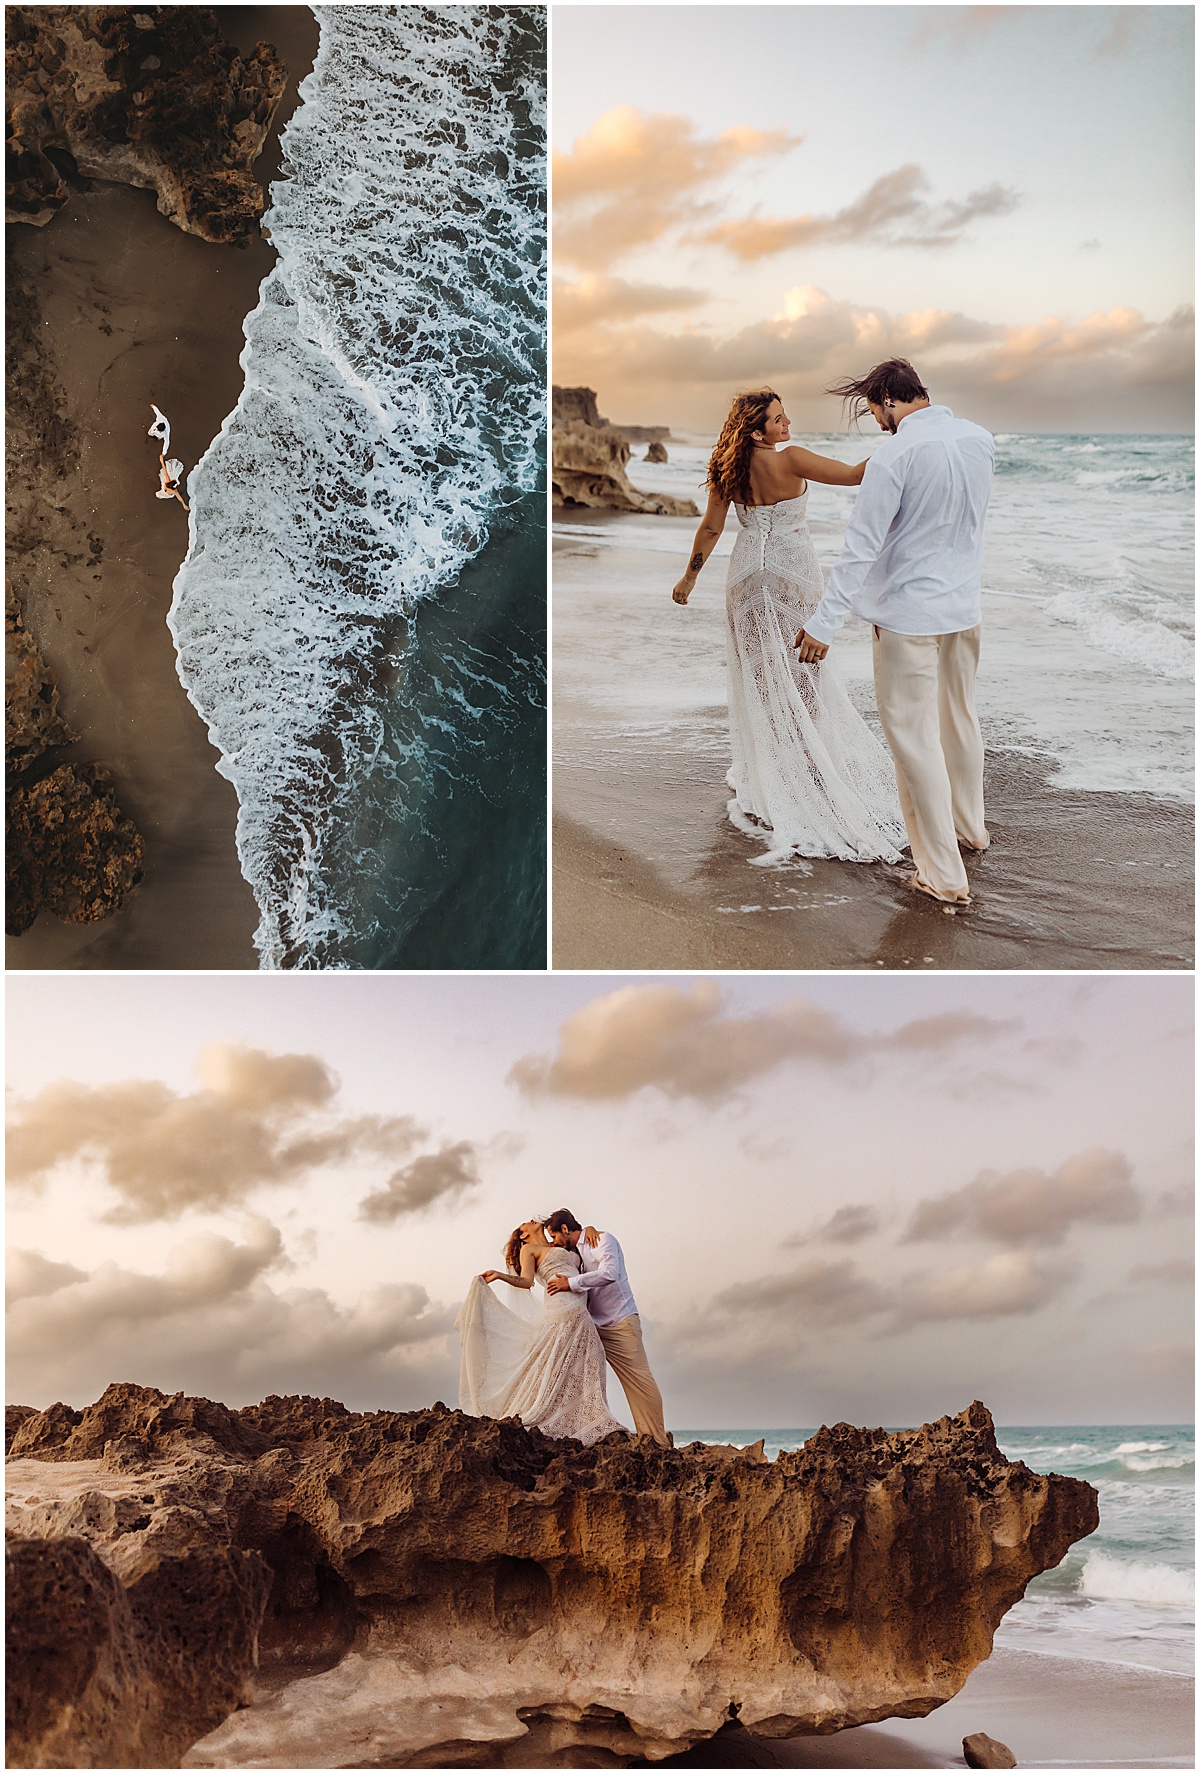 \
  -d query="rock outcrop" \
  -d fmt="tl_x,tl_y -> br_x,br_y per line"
6,760 -> 145,935
6,7 -> 285,241
6,585 -> 79,774
552,385 -> 696,517
5,1388 -> 1099,1769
